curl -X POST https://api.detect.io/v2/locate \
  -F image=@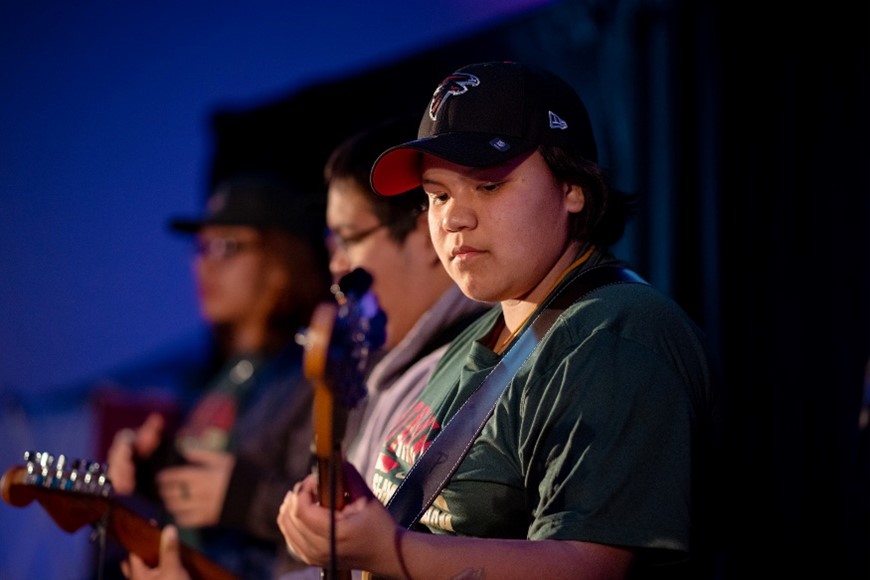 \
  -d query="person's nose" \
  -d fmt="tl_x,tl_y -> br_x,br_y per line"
329,247 -> 352,281
440,198 -> 476,232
